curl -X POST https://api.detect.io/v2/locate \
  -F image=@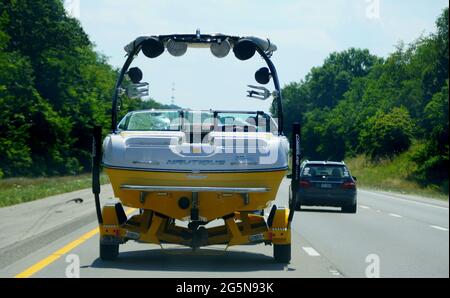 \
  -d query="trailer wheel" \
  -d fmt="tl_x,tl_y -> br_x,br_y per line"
100,242 -> 119,260
274,244 -> 291,264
